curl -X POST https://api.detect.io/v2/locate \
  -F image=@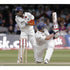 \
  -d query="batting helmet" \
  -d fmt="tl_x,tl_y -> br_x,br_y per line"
37,23 -> 47,30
